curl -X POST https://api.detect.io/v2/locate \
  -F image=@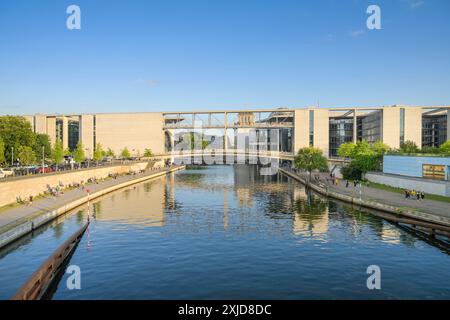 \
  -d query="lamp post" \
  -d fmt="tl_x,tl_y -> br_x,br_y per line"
85,148 -> 90,168
11,147 -> 14,166
42,146 -> 45,174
